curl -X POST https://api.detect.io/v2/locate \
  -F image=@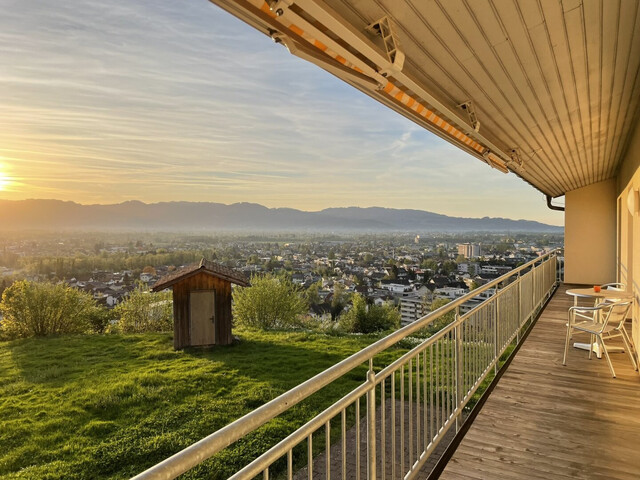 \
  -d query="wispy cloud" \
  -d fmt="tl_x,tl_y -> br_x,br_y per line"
0,0 -> 562,225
